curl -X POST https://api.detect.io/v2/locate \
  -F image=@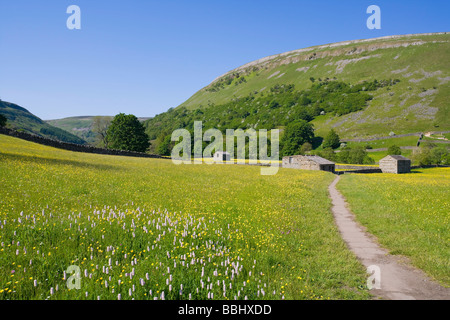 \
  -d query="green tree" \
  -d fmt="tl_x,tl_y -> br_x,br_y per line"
317,147 -> 336,162
300,142 -> 312,155
348,146 -> 371,164
106,113 -> 150,152
413,144 -> 450,166
156,134 -> 173,156
281,120 -> 314,156
413,147 -> 431,166
268,100 -> 280,109
412,142 -> 436,166
387,144 -> 402,155
336,146 -> 374,164
0,114 -> 7,127
430,146 -> 448,165
336,147 -> 350,163
323,129 -> 341,149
